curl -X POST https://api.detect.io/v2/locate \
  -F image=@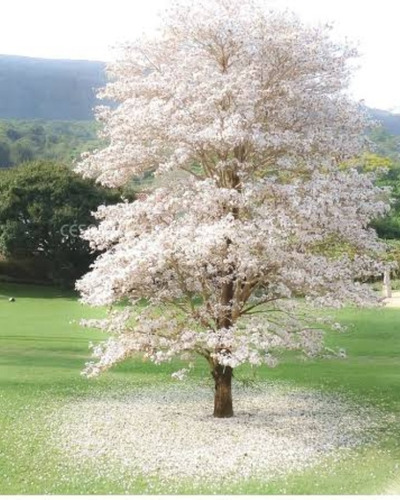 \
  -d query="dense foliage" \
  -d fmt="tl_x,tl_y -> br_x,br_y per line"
0,161 -> 122,286
365,127 -> 400,240
0,119 -> 103,168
